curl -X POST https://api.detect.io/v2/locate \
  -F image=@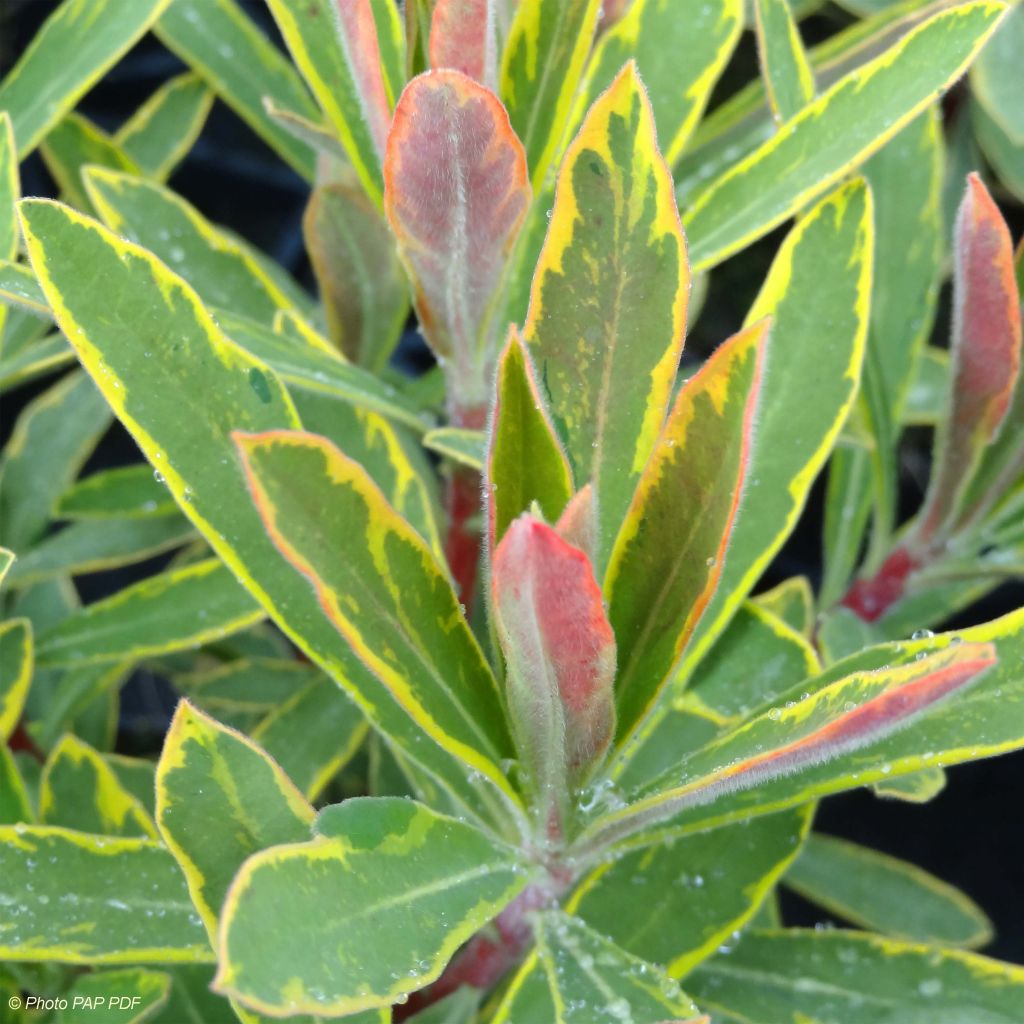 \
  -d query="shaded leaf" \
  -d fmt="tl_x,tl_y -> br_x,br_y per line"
57,968 -> 171,1024
56,464 -> 178,520
0,618 -> 32,741
755,0 -> 816,122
